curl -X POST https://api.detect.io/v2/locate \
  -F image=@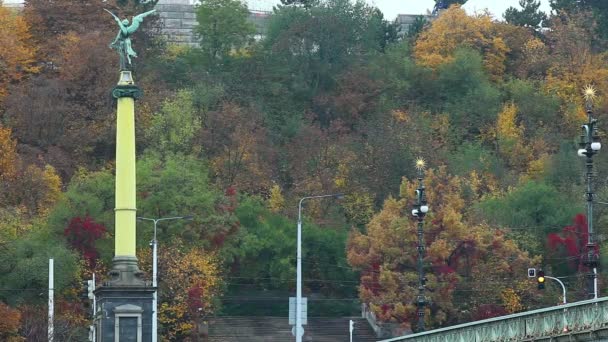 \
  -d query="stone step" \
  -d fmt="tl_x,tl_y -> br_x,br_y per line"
208,316 -> 377,342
